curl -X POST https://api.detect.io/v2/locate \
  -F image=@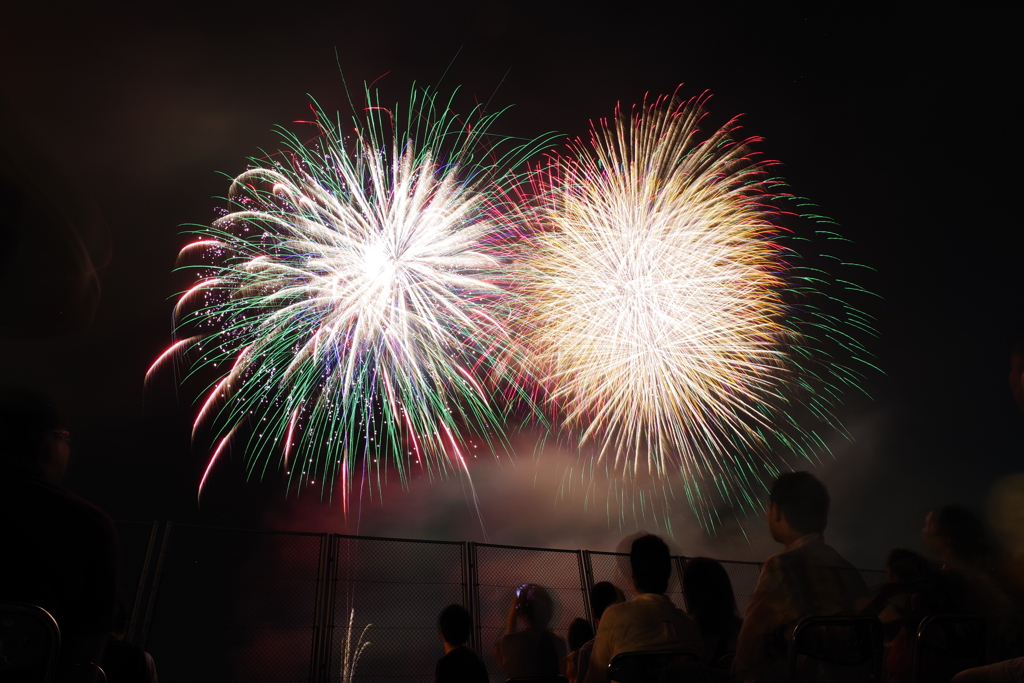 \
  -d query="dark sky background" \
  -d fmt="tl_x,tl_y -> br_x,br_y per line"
0,1 -> 1019,568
